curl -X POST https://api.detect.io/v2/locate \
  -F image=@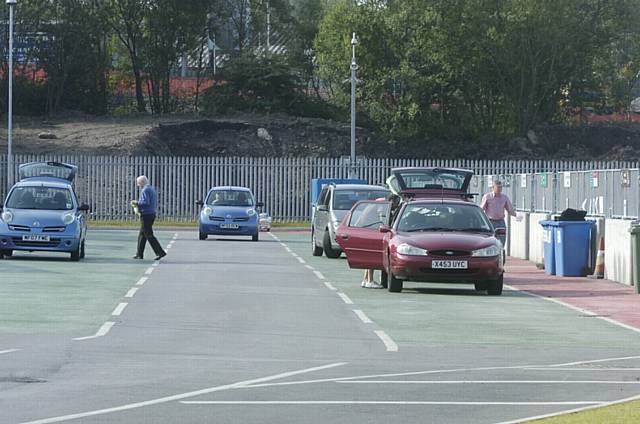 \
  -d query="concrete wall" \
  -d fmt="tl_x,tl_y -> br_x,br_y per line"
604,219 -> 633,286
529,213 -> 551,265
508,214 -> 529,260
